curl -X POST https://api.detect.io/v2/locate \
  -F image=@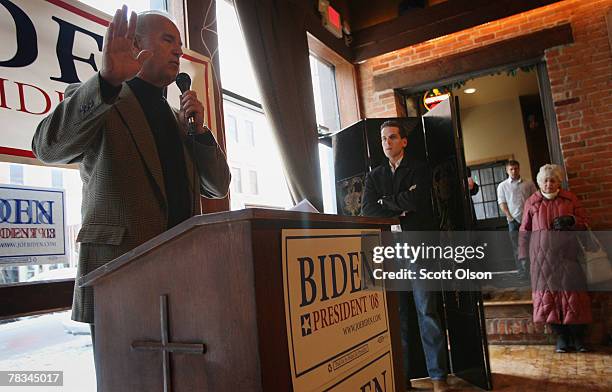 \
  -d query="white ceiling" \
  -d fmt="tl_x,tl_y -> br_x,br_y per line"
454,70 -> 540,109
